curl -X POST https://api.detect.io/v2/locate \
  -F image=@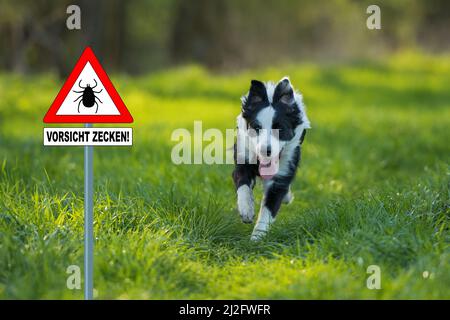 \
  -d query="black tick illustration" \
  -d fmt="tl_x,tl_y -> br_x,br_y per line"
73,79 -> 103,113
